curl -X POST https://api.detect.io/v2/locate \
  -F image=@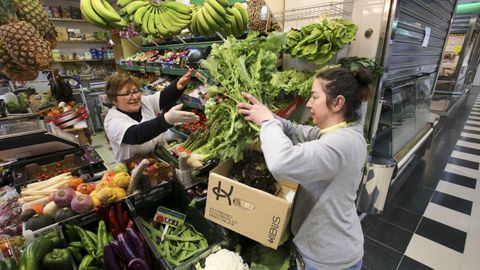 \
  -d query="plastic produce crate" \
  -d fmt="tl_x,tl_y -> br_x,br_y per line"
126,180 -> 226,270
